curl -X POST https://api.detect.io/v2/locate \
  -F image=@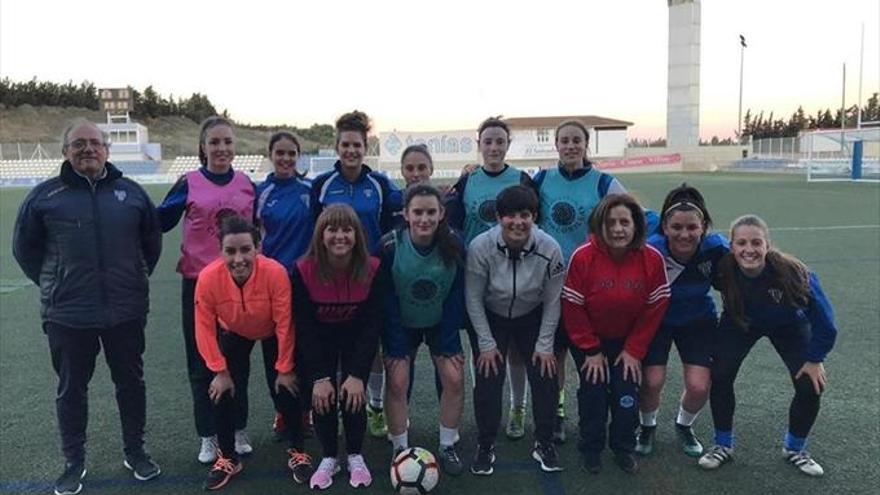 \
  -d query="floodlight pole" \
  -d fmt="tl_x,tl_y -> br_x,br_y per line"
737,35 -> 746,142
857,22 -> 864,129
